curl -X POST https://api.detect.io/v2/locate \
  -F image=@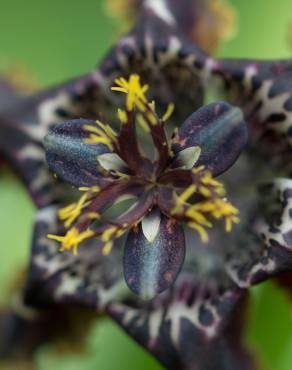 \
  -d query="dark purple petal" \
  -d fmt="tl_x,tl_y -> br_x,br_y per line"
123,216 -> 185,299
172,102 -> 248,176
0,72 -> 111,207
107,276 -> 255,370
44,119 -> 111,188
212,59 -> 292,148
24,205 -> 124,309
227,179 -> 292,288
